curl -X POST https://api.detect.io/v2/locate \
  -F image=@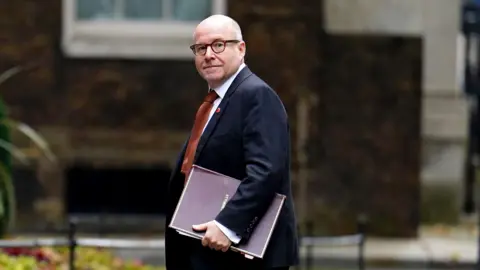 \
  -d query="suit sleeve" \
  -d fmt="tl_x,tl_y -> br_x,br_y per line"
215,85 -> 289,240
214,220 -> 241,244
